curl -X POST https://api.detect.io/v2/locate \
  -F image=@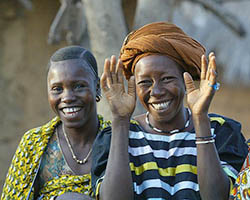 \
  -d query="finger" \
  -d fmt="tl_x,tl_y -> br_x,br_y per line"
127,76 -> 136,99
200,55 -> 207,80
210,53 -> 217,77
100,72 -> 109,93
207,52 -> 215,80
103,58 -> 113,87
209,52 -> 215,59
183,72 -> 196,94
208,56 -> 217,85
110,55 -> 118,83
116,59 -> 124,84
